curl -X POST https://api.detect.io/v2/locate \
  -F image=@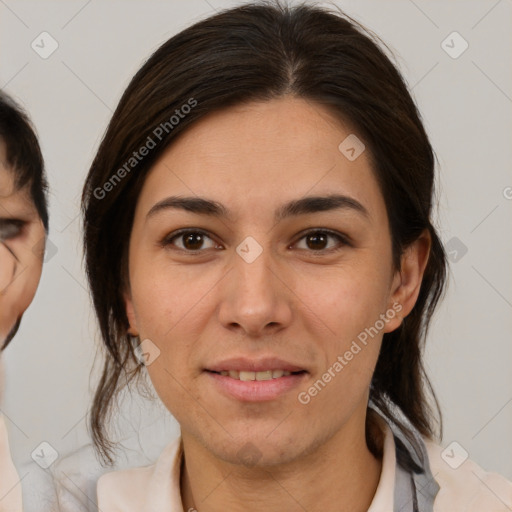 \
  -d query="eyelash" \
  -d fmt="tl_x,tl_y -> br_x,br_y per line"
159,228 -> 350,255
0,218 -> 26,242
